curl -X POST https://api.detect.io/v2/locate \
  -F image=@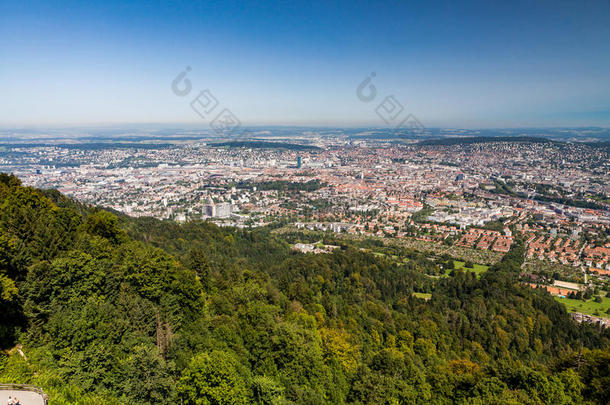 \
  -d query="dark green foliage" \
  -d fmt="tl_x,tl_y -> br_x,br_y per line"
236,180 -> 325,192
419,136 -> 555,146
178,350 -> 250,404
82,210 -> 127,244
211,141 -> 320,151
